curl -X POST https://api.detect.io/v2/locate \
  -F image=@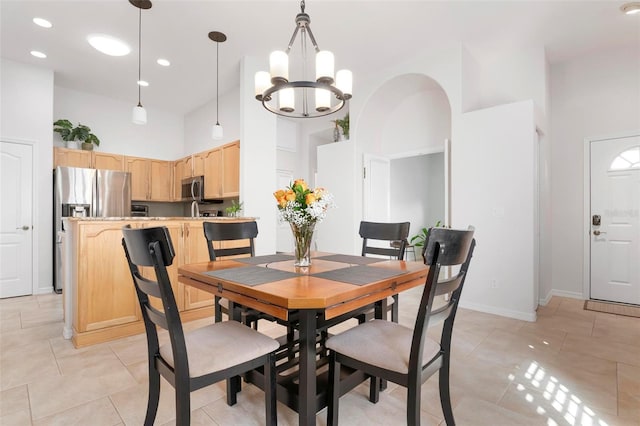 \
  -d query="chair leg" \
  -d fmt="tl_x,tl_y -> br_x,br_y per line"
144,366 -> 160,426
175,381 -> 191,426
264,353 -> 277,426
391,294 -> 399,323
369,376 -> 380,403
327,352 -> 340,426
439,356 -> 455,425
226,376 -> 241,406
214,296 -> 222,323
407,383 -> 421,426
